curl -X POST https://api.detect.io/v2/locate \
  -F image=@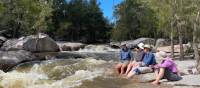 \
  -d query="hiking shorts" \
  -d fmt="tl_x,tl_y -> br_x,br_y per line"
163,69 -> 182,81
